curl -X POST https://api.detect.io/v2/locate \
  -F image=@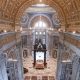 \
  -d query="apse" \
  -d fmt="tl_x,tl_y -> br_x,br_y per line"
30,15 -> 52,29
